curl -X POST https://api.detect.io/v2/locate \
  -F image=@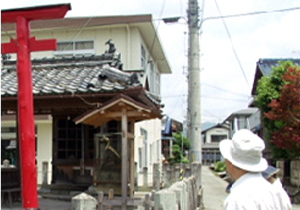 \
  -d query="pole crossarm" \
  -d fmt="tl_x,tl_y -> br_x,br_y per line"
2,37 -> 56,54
1,4 -> 71,23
